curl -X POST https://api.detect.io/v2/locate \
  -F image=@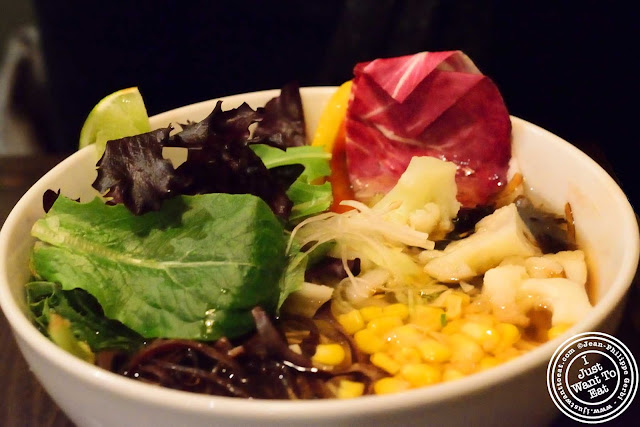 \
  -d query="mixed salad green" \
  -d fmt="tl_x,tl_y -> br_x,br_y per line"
27,83 -> 329,359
